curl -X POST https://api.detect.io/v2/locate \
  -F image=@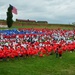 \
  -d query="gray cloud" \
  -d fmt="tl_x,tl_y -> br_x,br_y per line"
0,0 -> 75,24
